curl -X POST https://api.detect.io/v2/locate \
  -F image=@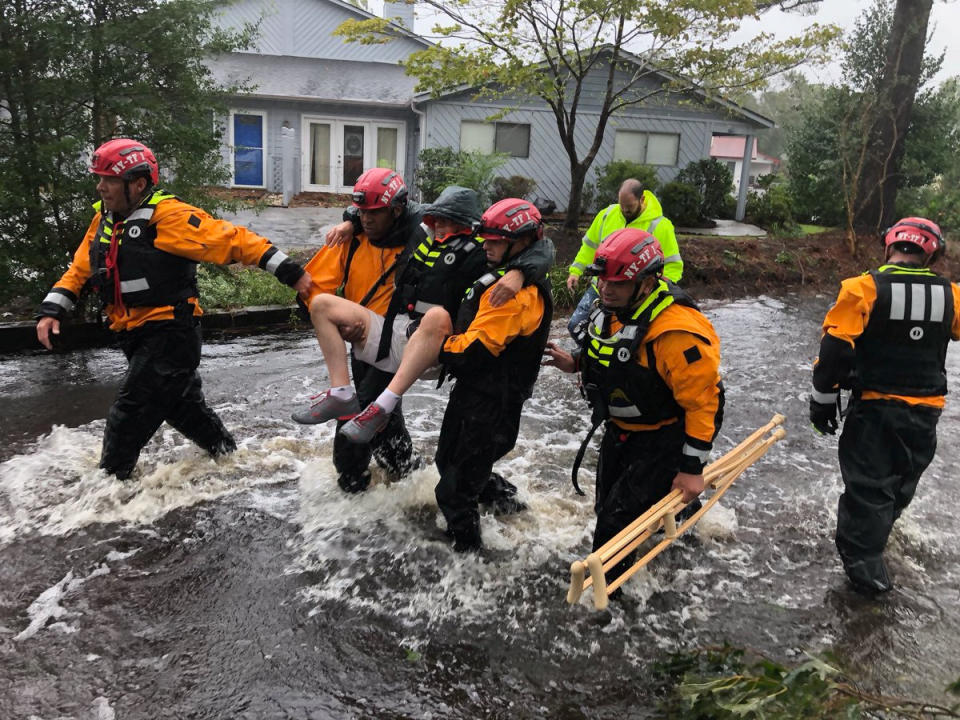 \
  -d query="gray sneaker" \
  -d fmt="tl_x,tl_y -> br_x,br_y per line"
338,402 -> 392,444
291,390 -> 360,424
